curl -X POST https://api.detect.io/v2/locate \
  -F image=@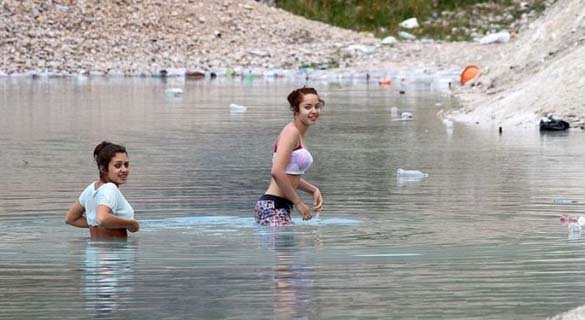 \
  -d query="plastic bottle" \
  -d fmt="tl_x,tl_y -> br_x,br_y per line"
569,222 -> 582,233
229,103 -> 247,113
396,168 -> 428,178
554,198 -> 578,205
560,215 -> 585,226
